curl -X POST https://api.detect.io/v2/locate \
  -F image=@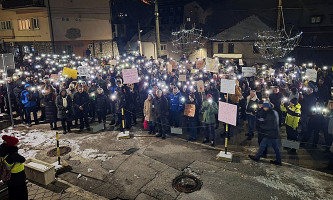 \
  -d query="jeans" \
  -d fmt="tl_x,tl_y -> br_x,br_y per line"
204,123 -> 215,141
247,114 -> 255,137
157,116 -> 168,137
255,138 -> 281,164
25,106 -> 38,124
148,121 -> 155,134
